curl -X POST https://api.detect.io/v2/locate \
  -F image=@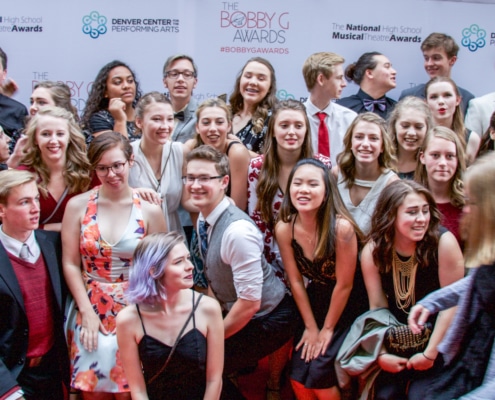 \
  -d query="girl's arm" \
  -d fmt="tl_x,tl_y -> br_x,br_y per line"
202,297 -> 224,400
227,143 -> 250,211
317,218 -> 357,355
275,220 -> 319,362
62,195 -> 108,351
361,240 -> 408,373
408,230 -> 464,370
141,200 -> 168,234
116,306 -> 149,400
